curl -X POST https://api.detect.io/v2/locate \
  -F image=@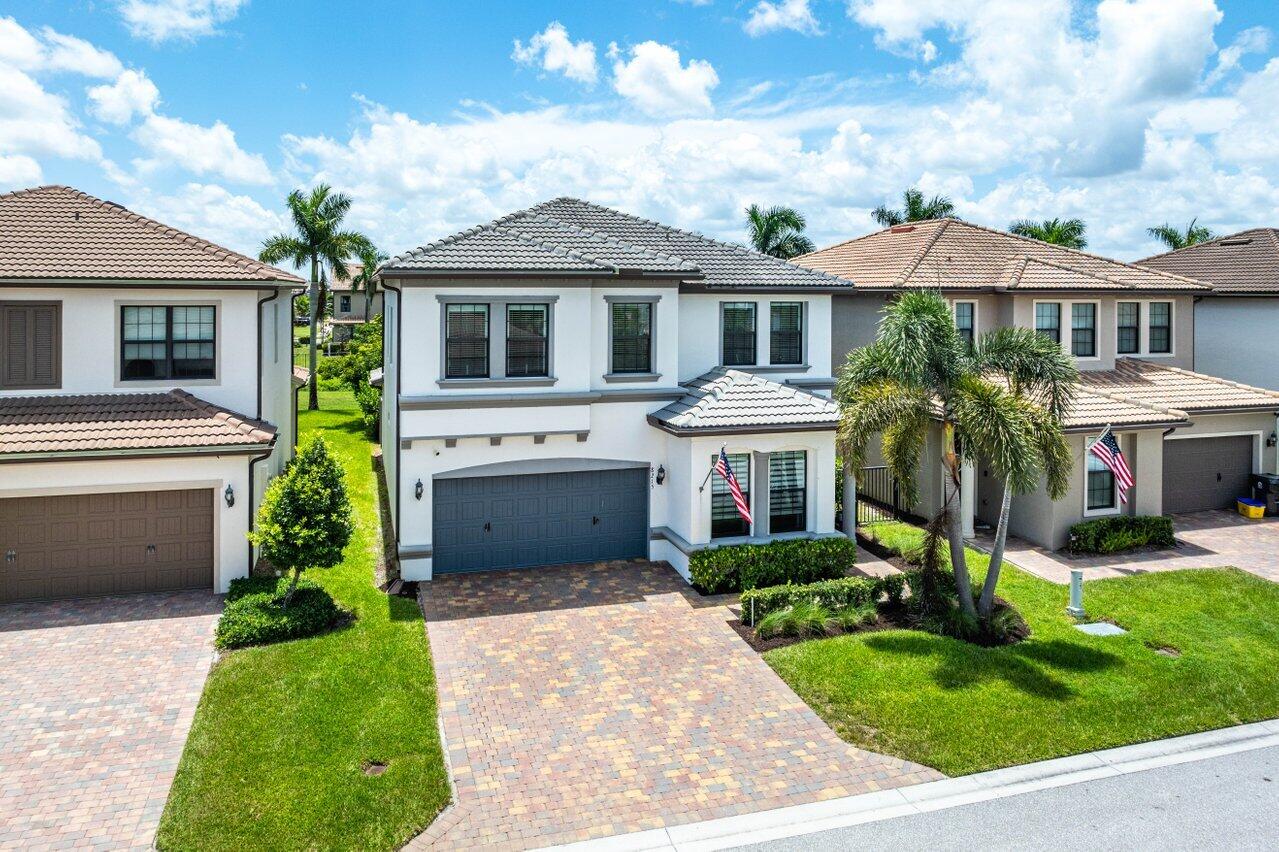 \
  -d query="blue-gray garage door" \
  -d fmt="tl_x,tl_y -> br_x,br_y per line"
432,468 -> 649,574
